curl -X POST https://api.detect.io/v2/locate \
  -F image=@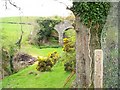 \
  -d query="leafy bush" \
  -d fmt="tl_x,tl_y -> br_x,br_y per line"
36,51 -> 59,72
